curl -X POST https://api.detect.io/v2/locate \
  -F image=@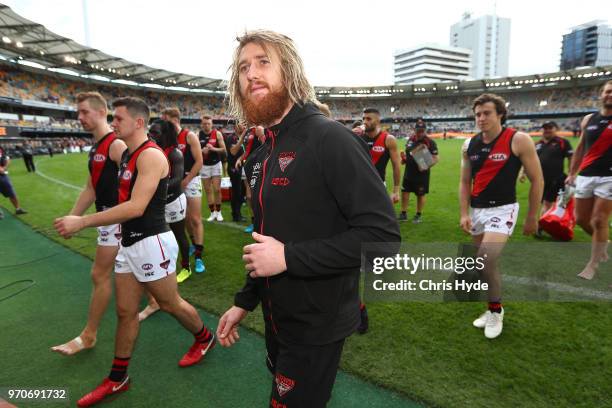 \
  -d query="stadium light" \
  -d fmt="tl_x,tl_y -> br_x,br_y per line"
39,50 -> 45,55
2,36 -> 11,44
16,41 -> 23,48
